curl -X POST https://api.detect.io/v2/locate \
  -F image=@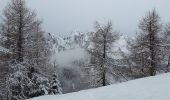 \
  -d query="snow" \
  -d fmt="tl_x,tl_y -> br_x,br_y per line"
29,73 -> 170,100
